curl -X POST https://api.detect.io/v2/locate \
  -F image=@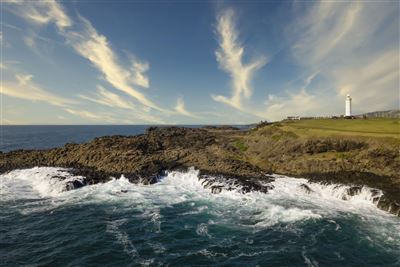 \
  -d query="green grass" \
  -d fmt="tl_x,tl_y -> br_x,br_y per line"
233,140 -> 248,152
279,118 -> 400,139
